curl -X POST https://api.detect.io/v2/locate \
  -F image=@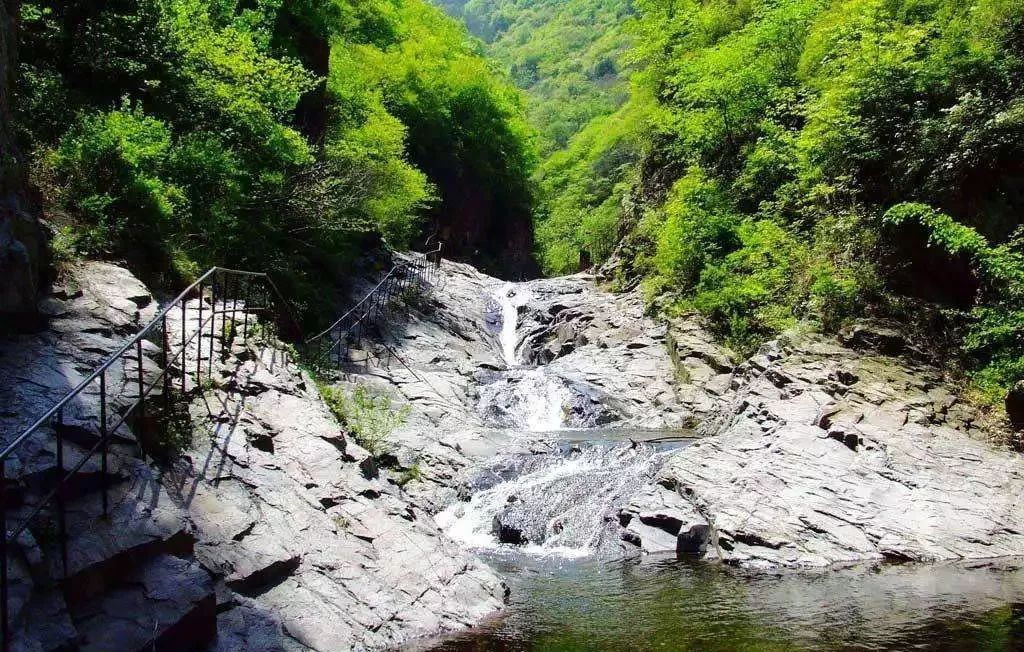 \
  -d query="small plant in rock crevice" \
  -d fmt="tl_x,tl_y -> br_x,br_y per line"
396,462 -> 423,487
220,318 -> 237,357
316,382 -> 409,458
